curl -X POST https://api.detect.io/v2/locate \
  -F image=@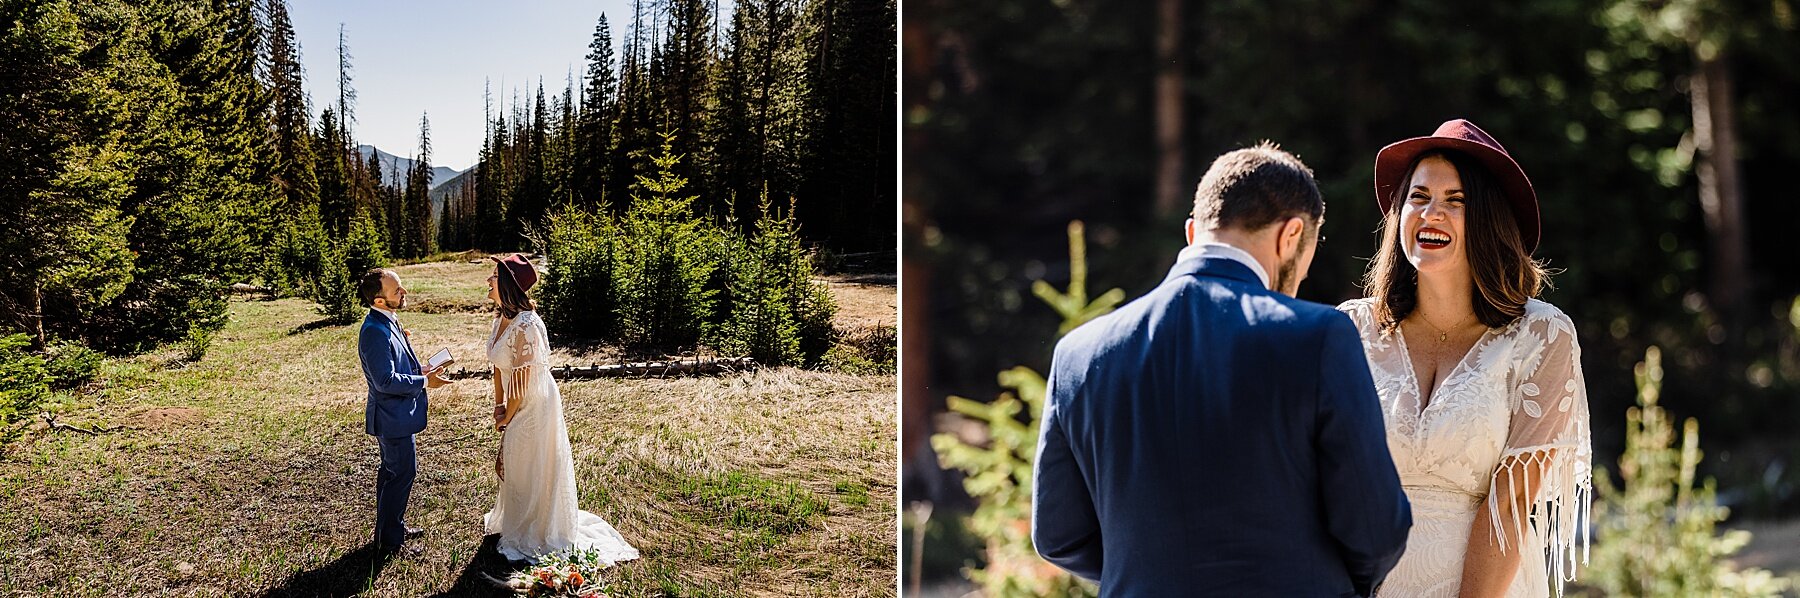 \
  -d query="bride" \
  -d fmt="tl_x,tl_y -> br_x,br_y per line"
483,253 -> 640,565
1338,120 -> 1590,597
